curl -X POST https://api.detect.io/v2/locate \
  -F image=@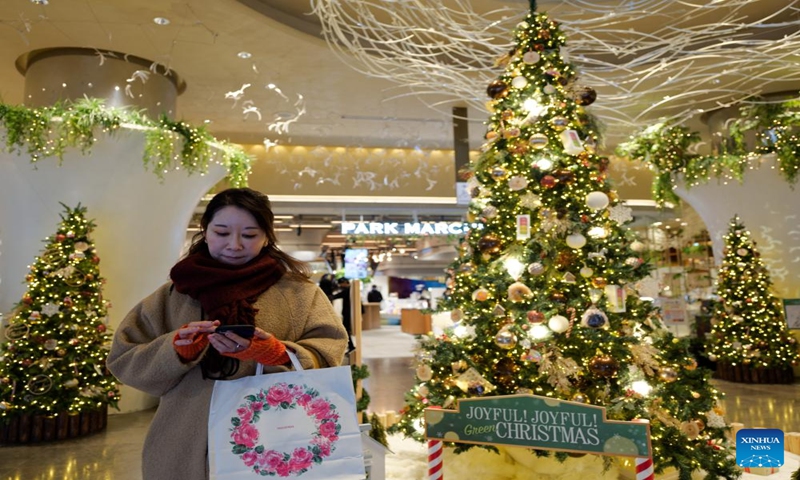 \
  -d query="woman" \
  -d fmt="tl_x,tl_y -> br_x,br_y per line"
107,188 -> 348,480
